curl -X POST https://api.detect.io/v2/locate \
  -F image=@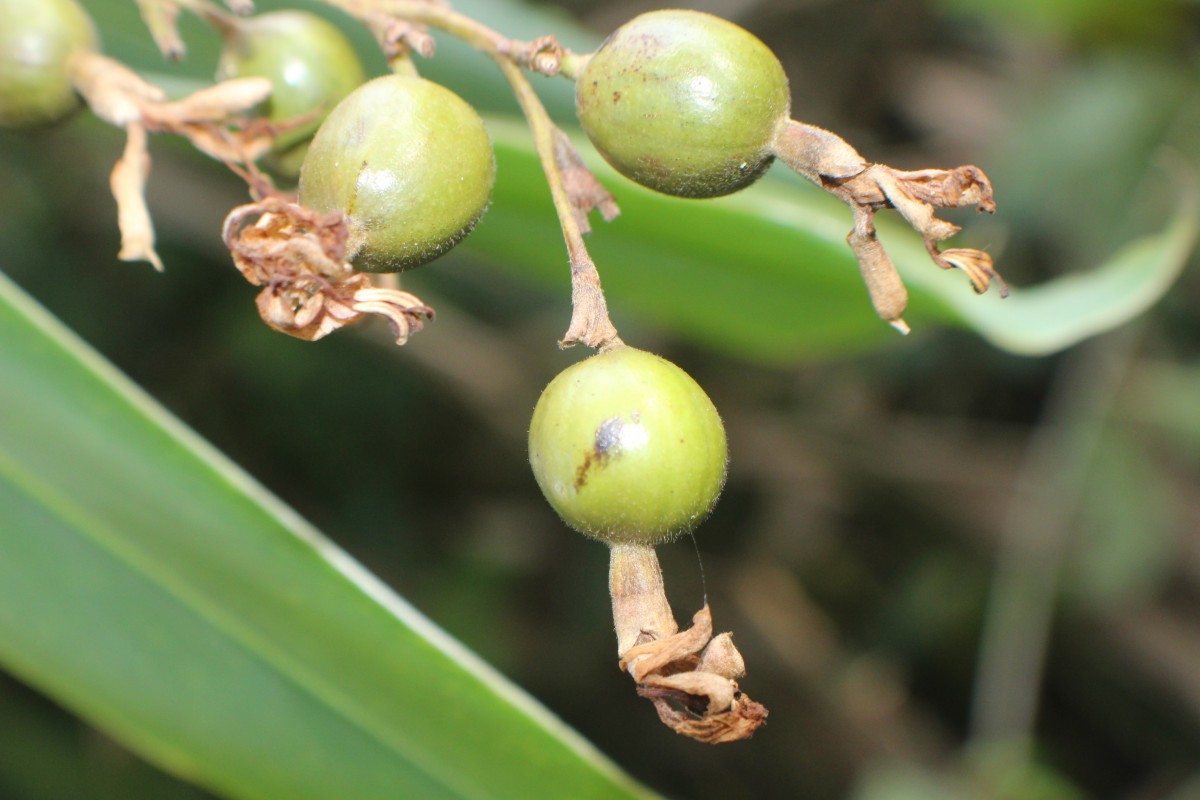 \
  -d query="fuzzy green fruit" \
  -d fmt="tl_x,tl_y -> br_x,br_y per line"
528,346 -> 728,546
575,9 -> 790,199
0,0 -> 97,128
299,75 -> 495,273
216,10 -> 366,177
